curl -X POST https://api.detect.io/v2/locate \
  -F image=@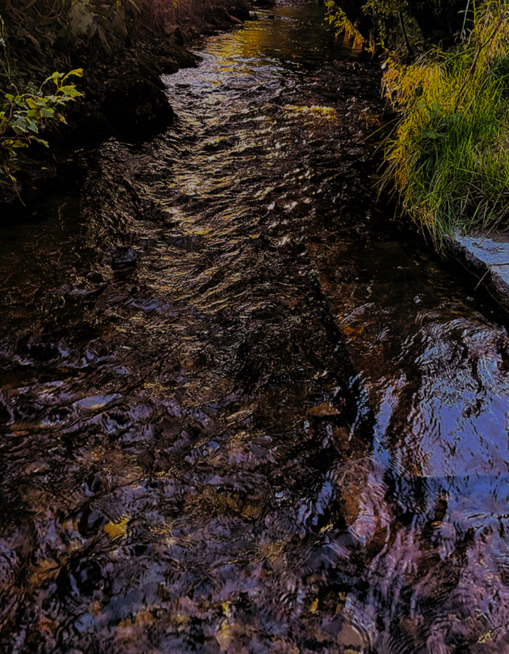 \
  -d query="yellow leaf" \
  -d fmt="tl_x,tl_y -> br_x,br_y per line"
216,622 -> 232,651
310,598 -> 319,613
104,516 -> 129,540
306,403 -> 339,417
